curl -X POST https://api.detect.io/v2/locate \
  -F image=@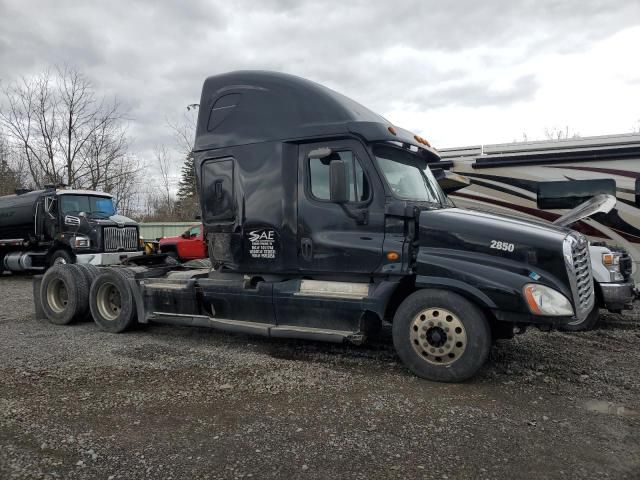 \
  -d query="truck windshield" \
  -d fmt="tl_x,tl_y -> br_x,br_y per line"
60,195 -> 116,217
373,145 -> 447,205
